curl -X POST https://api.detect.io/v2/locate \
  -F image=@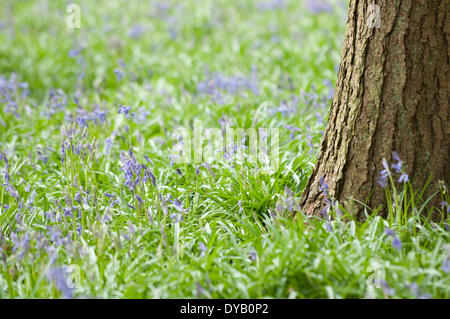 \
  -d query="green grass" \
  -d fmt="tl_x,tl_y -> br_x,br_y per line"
0,0 -> 448,299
